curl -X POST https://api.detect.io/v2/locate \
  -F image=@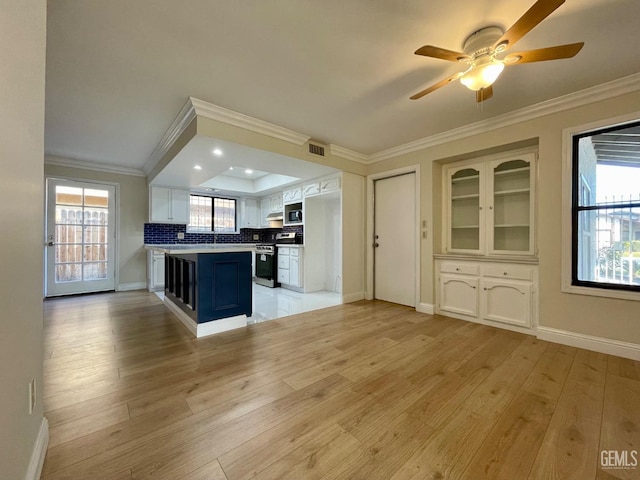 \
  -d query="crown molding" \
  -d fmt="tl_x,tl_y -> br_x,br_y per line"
329,144 -> 369,164
142,98 -> 197,176
45,155 -> 146,177
368,72 -> 640,164
190,97 -> 311,146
